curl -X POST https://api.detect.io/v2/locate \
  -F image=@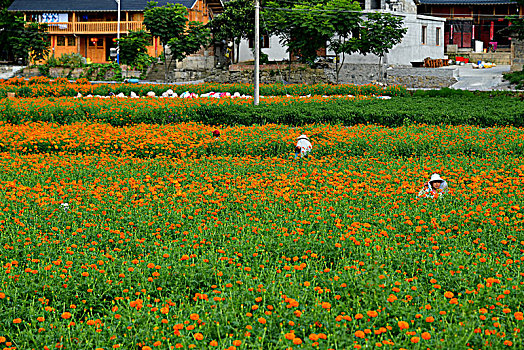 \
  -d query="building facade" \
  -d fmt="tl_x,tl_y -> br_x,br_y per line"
8,0 -> 223,63
235,0 -> 446,66
417,0 -> 519,52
